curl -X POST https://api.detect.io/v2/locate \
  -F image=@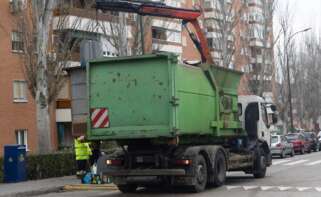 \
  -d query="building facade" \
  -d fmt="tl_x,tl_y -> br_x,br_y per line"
0,0 -> 41,155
